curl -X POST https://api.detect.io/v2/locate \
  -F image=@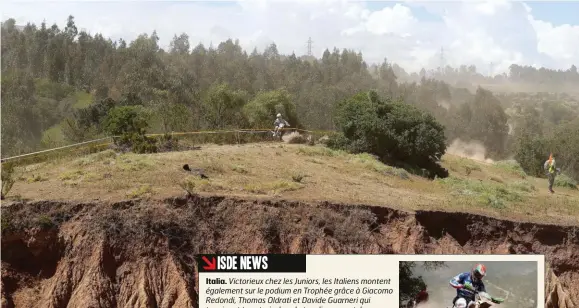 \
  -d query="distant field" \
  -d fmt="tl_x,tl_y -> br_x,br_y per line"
6,143 -> 579,225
